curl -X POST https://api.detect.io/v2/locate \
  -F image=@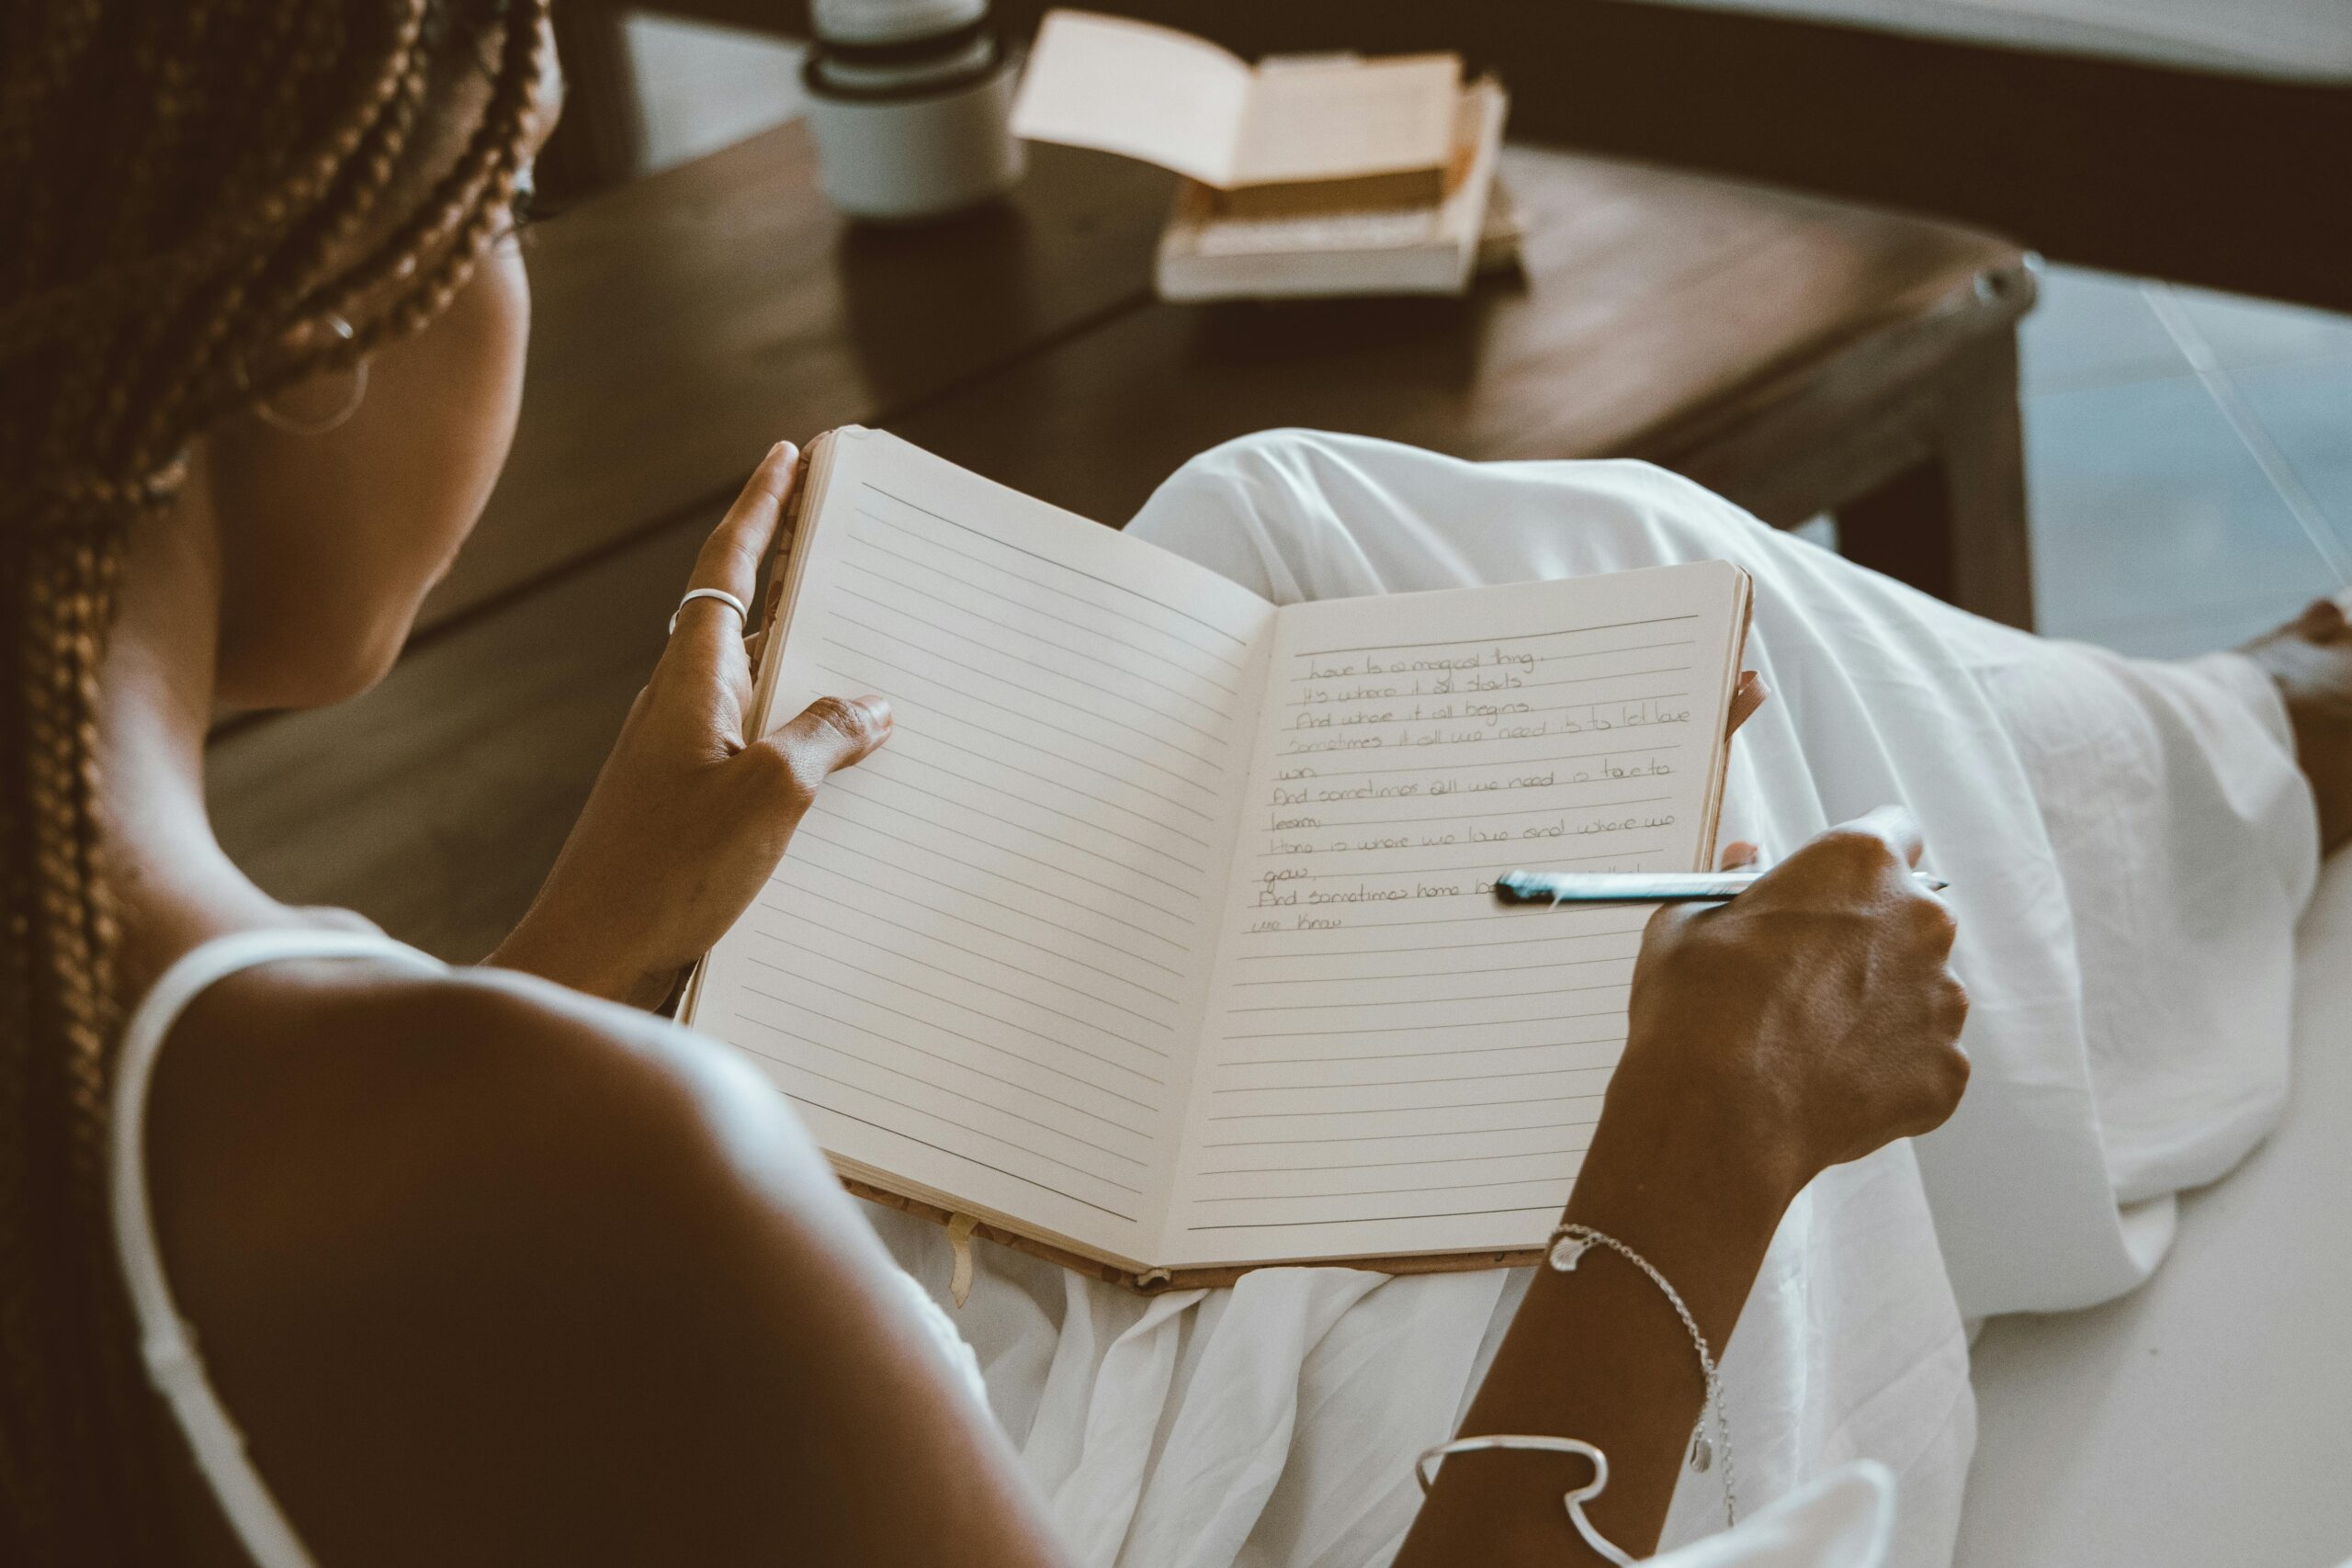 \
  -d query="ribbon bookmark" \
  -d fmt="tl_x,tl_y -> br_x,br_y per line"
946,1213 -> 980,1307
